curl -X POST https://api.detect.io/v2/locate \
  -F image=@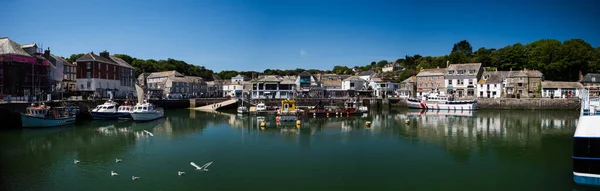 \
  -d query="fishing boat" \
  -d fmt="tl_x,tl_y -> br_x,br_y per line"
343,99 -> 368,115
90,100 -> 132,120
117,101 -> 134,119
21,103 -> 76,128
573,90 -> 600,186
407,94 -> 477,110
130,84 -> 164,121
276,99 -> 301,121
256,102 -> 267,112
